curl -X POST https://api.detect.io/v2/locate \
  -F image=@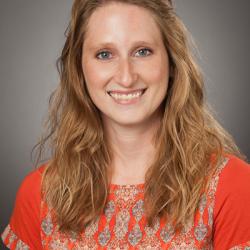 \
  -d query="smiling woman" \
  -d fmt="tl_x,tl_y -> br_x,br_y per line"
82,2 -> 169,128
1,0 -> 250,249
